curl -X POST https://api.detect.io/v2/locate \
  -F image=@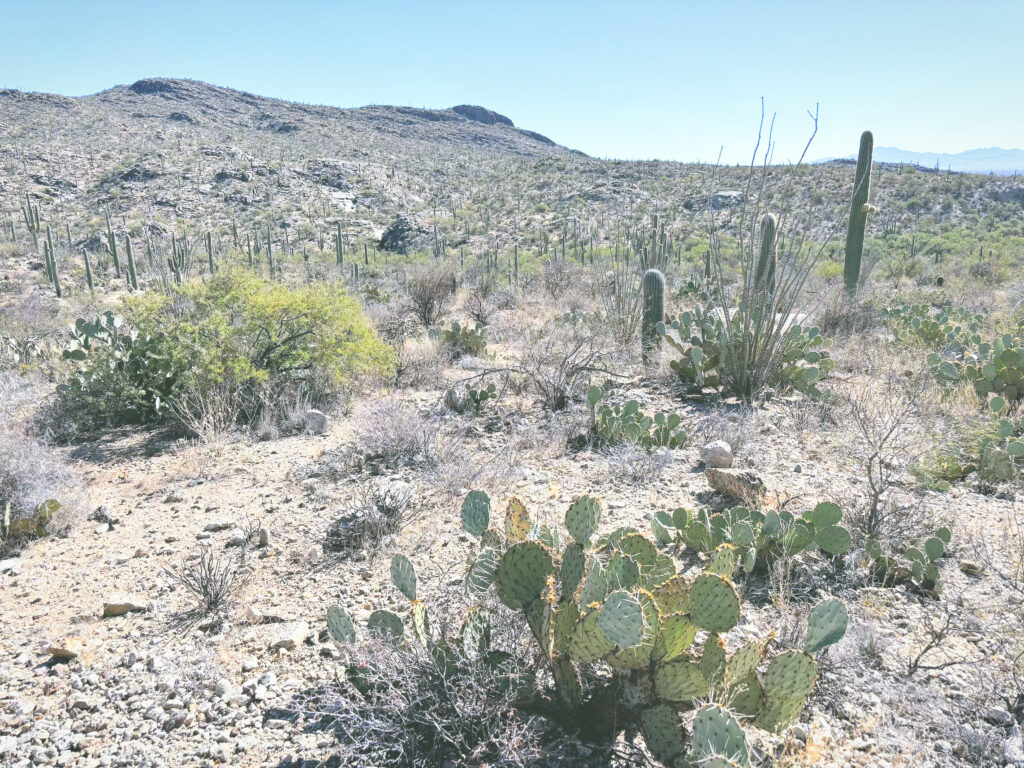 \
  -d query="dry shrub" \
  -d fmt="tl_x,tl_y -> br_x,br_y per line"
406,262 -> 455,327
164,546 -> 248,618
601,443 -> 671,485
355,397 -> 440,468
324,480 -> 416,557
